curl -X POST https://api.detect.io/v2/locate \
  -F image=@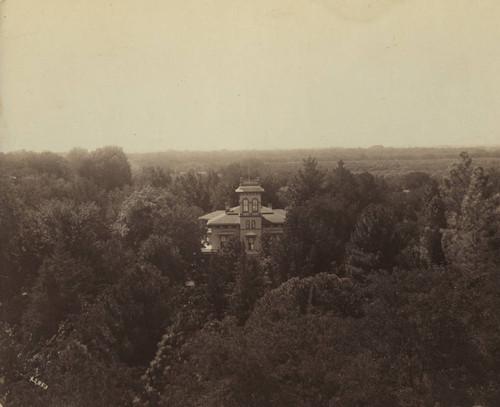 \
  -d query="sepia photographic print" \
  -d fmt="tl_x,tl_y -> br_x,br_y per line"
1,1 -> 499,406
